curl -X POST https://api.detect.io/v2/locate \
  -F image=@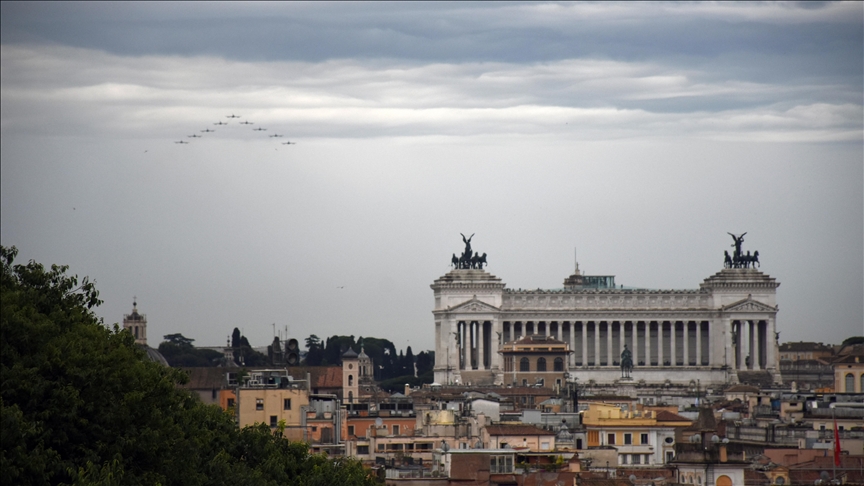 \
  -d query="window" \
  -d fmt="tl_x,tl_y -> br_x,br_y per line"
357,445 -> 369,455
607,433 -> 616,445
490,455 -> 514,473
537,358 -> 547,372
227,398 -> 235,408
820,424 -> 826,431
256,398 -> 264,411
284,398 -> 292,410
624,433 -> 632,445
620,454 -> 628,465
845,373 -> 855,392
212,389 -> 217,400
520,358 -> 530,371
641,433 -> 649,444
554,357 -> 564,371
666,451 -> 674,463
632,454 -> 641,464
540,441 -> 550,450
393,425 -> 400,436
348,425 -> 355,436
349,374 -> 354,386
270,416 -> 278,427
